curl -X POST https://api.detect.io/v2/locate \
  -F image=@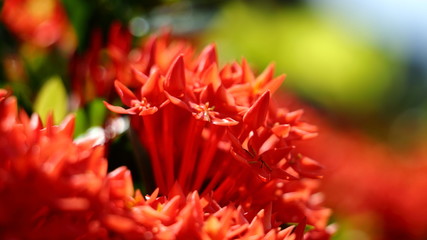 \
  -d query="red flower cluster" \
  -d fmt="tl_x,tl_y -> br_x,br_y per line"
0,88 -> 330,239
104,33 -> 332,238
69,23 -> 133,106
1,0 -> 75,48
